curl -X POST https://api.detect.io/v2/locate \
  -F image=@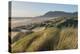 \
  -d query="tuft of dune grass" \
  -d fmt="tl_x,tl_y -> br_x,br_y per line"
11,31 -> 44,53
26,27 -> 60,52
56,27 -> 78,50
